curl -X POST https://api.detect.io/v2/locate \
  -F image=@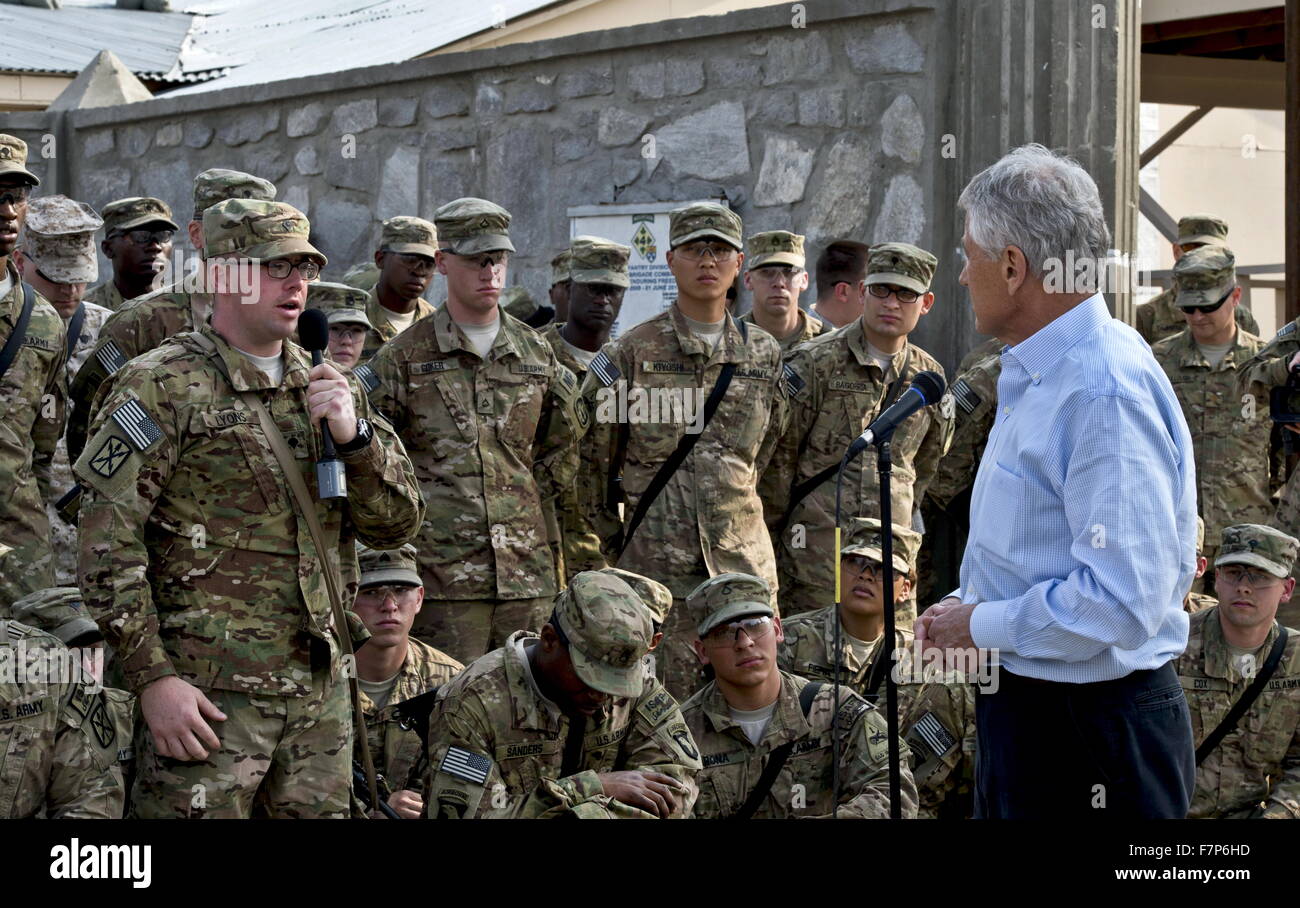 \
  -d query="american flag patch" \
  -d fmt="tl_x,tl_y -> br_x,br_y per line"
353,363 -> 380,394
780,363 -> 805,398
110,398 -> 163,452
440,746 -> 491,785
949,378 -> 981,416
589,351 -> 620,387
96,341 -> 127,376
912,711 -> 957,758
